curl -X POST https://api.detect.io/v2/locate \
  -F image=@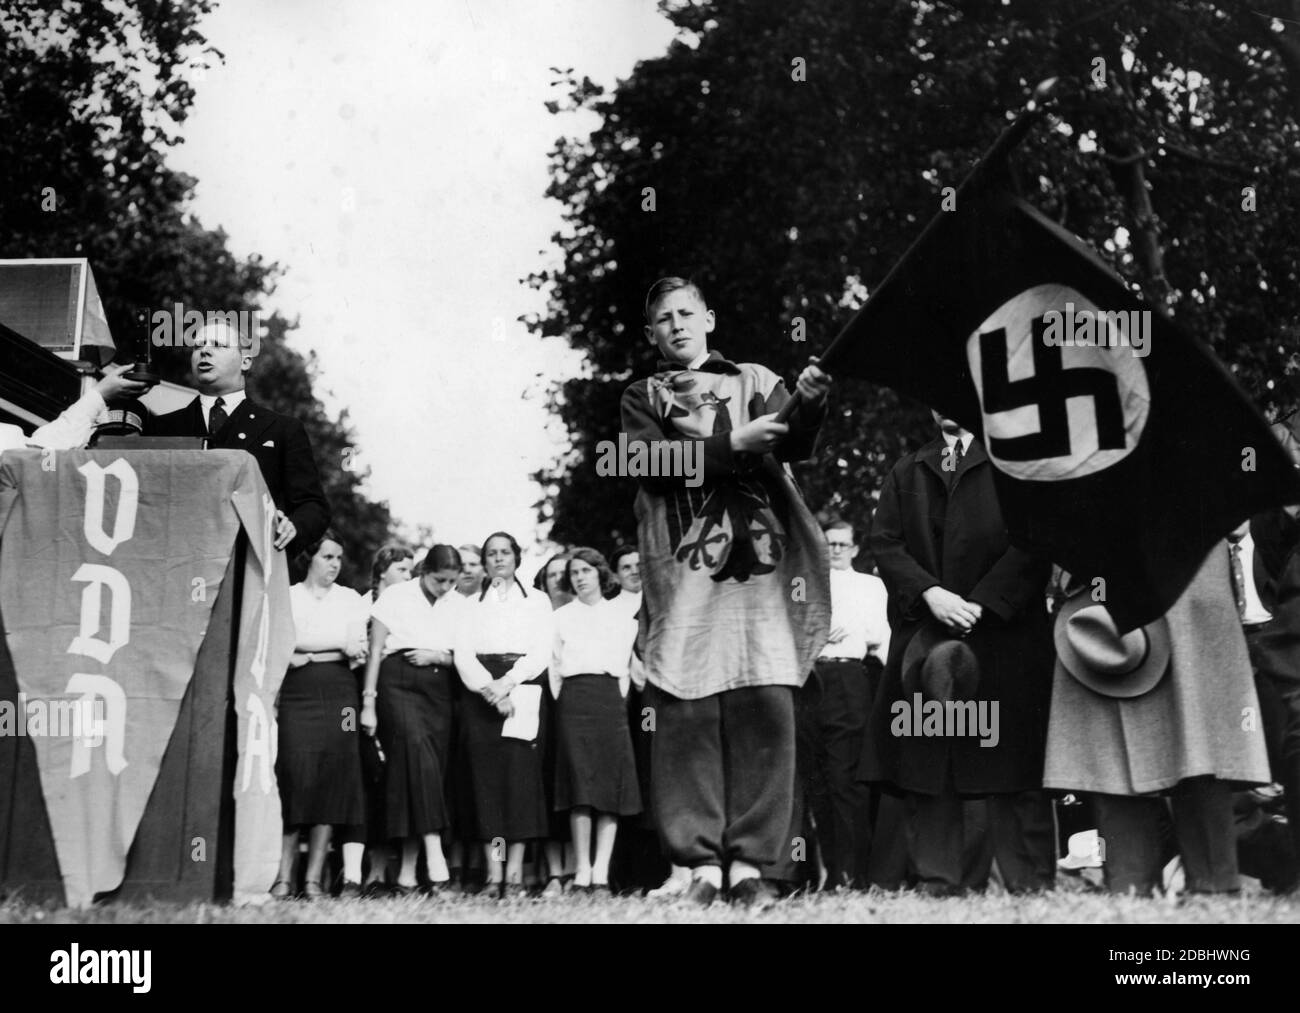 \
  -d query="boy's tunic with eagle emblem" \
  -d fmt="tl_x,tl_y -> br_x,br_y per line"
620,350 -> 831,700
